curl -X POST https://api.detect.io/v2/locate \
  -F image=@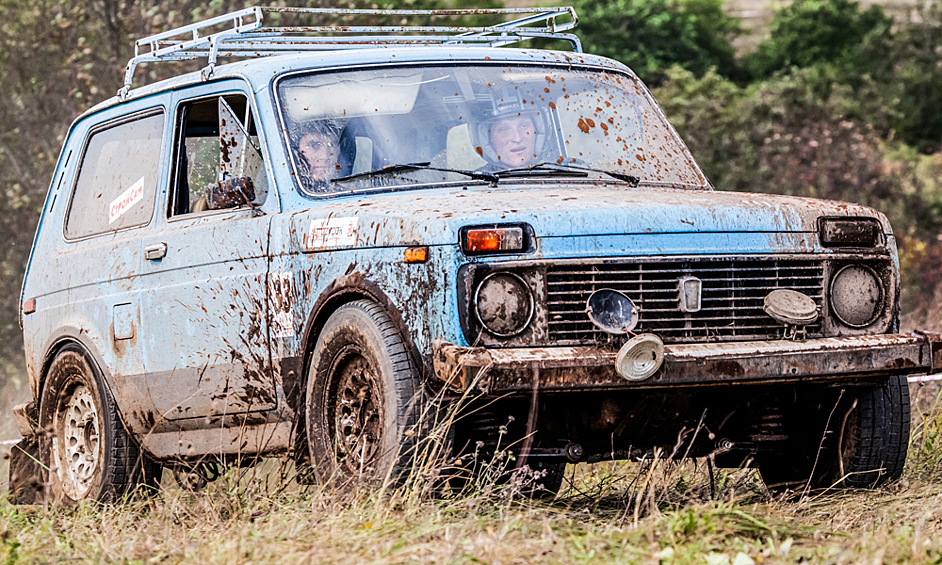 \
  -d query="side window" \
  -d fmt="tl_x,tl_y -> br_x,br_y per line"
64,111 -> 164,238
170,94 -> 268,216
